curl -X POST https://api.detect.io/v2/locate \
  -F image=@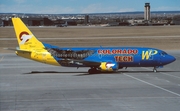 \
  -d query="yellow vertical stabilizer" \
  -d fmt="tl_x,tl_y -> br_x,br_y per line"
12,18 -> 44,50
